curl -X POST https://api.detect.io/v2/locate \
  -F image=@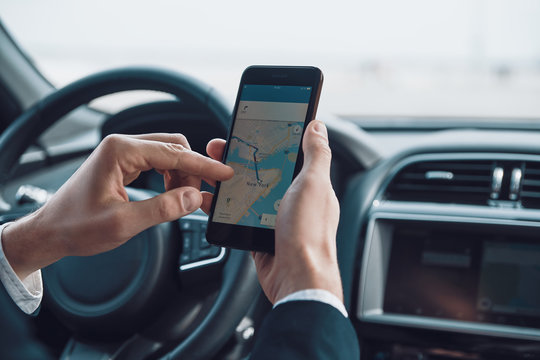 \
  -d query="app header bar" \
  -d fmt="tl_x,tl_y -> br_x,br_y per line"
241,85 -> 311,103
